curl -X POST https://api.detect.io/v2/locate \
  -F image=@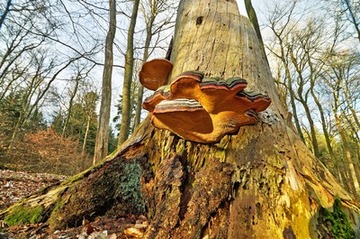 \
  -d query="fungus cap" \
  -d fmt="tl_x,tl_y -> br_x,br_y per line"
139,59 -> 173,91
141,68 -> 271,143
